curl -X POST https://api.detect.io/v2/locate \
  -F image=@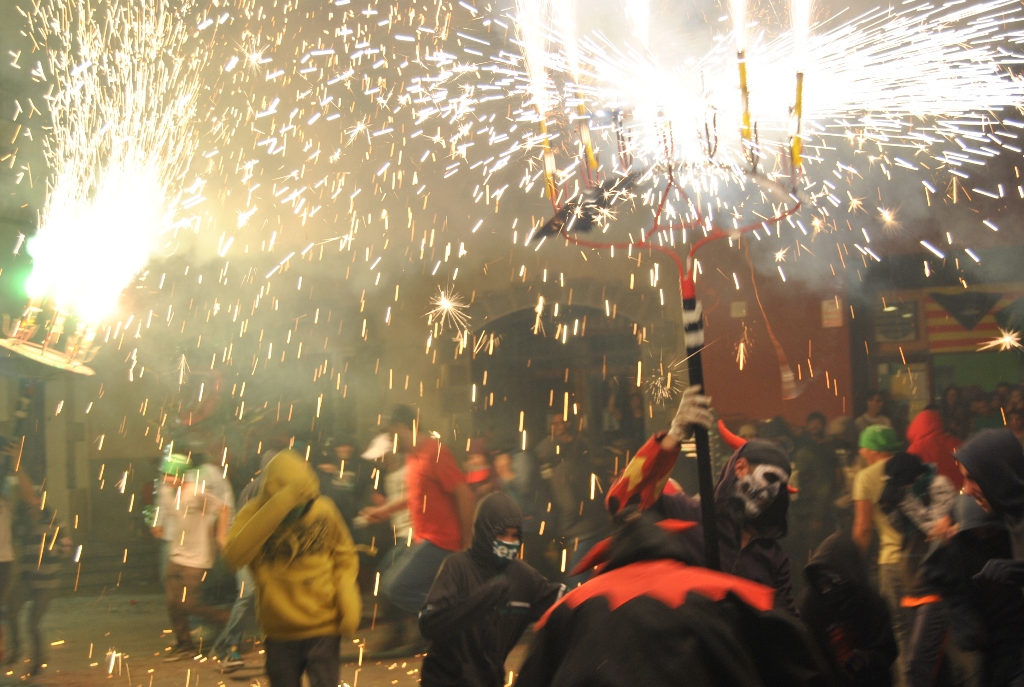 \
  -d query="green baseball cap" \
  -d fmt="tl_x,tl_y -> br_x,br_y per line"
160,452 -> 191,478
858,425 -> 901,452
